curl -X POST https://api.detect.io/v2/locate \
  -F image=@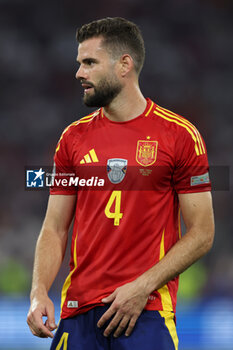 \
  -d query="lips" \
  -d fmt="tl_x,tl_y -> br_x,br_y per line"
81,81 -> 94,93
